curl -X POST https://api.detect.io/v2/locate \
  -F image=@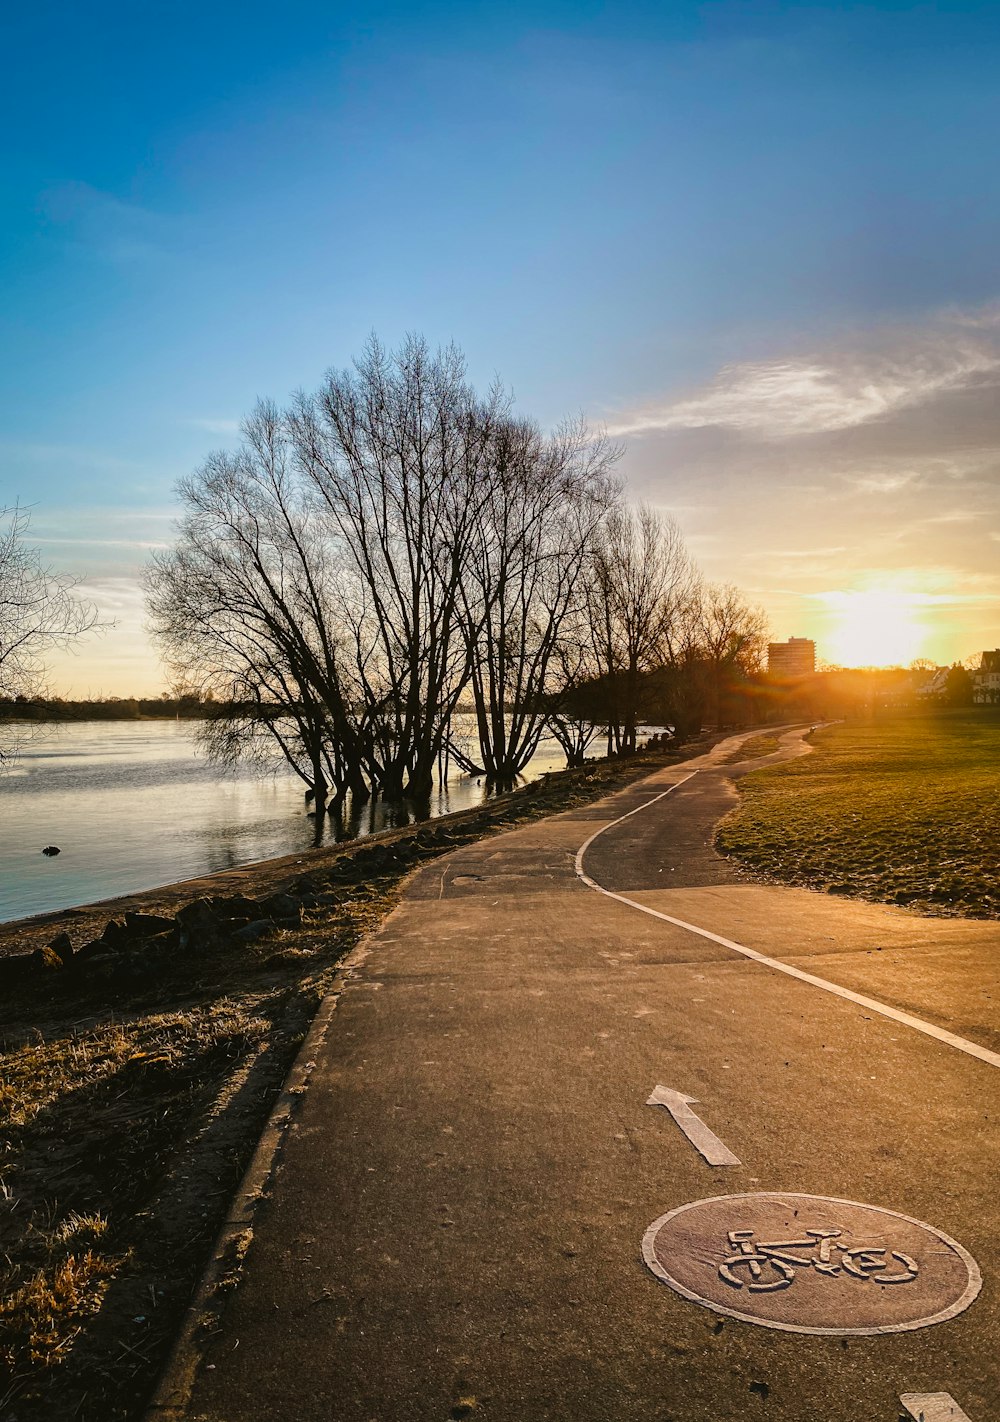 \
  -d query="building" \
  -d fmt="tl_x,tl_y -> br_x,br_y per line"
973,649 -> 1000,705
767,637 -> 816,678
